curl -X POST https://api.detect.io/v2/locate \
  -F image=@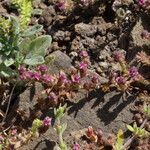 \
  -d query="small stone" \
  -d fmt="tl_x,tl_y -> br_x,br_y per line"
53,30 -> 71,41
48,51 -> 73,74
75,23 -> 97,37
